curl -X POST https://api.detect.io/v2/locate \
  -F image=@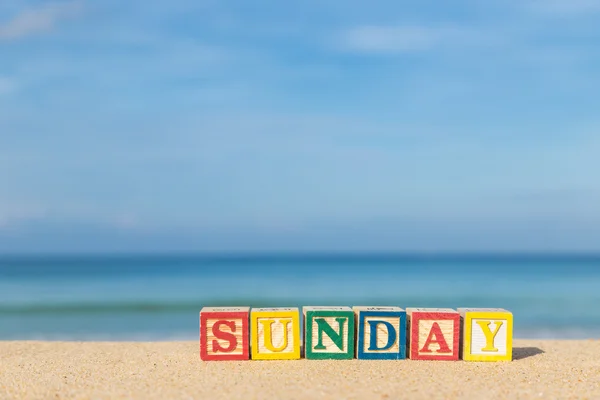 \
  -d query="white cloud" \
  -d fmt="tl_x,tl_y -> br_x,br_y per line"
0,1 -> 82,40
528,0 -> 600,15
112,214 -> 139,230
337,25 -> 470,54
0,76 -> 16,95
0,205 -> 47,228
